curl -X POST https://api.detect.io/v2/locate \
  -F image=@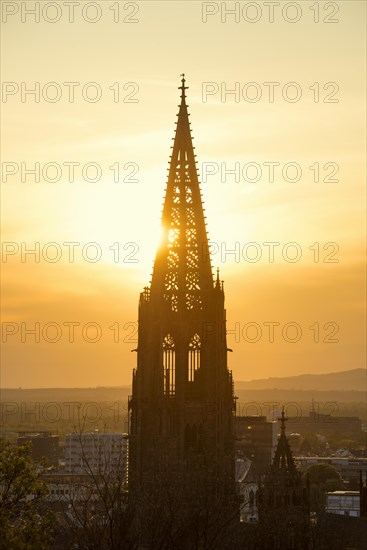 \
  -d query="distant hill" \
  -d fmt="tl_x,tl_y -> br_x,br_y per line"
1,373 -> 366,429
1,370 -> 365,402
236,368 -> 366,392
0,386 -> 131,403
